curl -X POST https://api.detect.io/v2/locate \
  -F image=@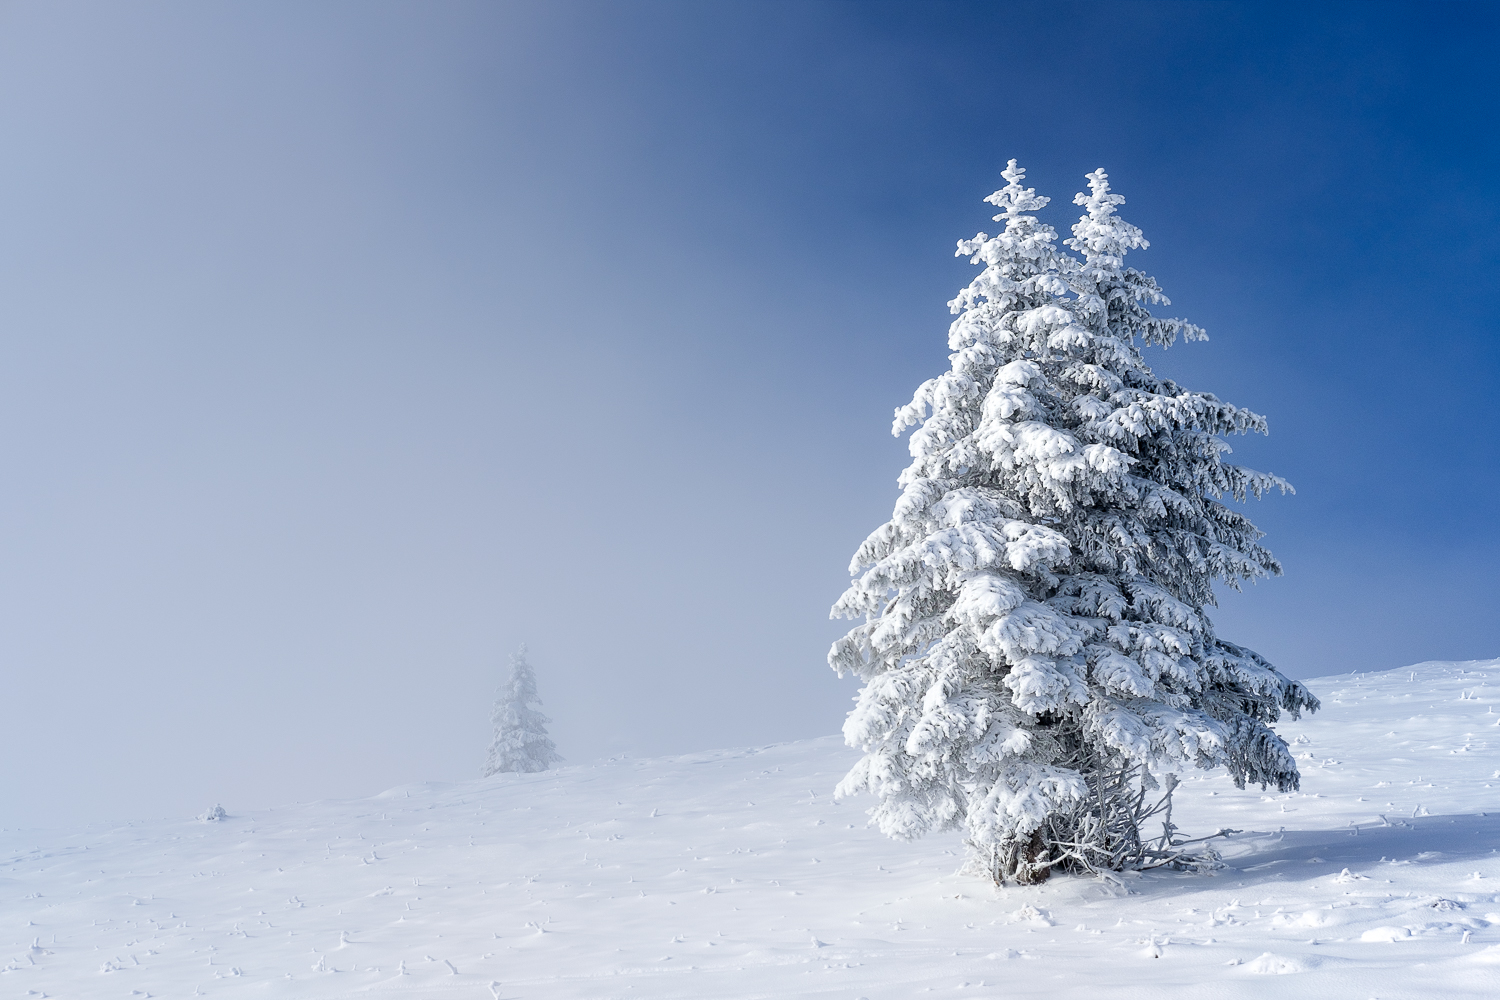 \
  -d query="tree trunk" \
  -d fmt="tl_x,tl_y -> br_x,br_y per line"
988,830 -> 1052,885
